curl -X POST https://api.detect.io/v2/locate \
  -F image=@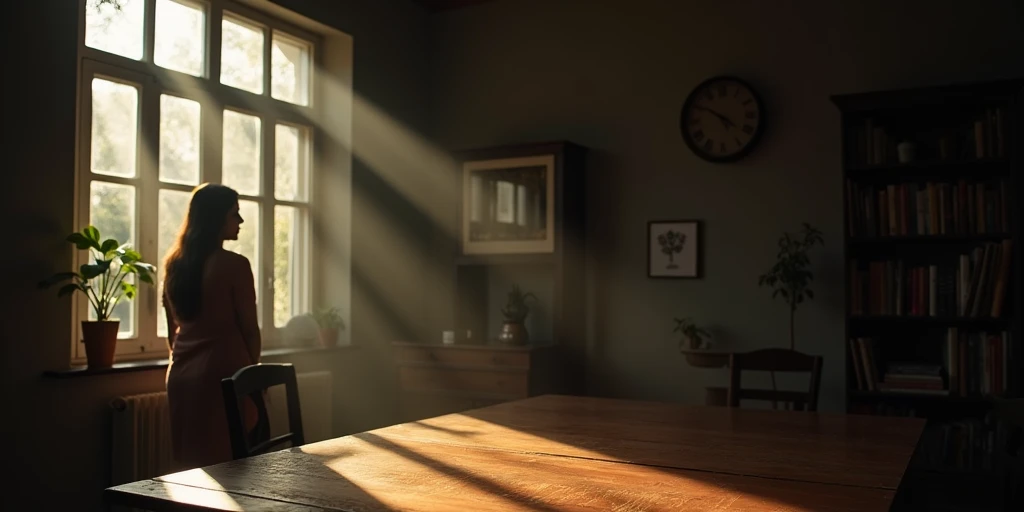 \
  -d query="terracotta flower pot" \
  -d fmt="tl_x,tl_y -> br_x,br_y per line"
498,321 -> 529,345
81,320 -> 119,368
317,328 -> 339,347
